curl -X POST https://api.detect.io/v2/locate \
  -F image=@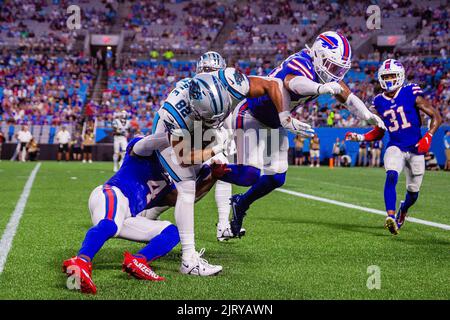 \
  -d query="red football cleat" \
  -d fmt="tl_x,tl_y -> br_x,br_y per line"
62,256 -> 97,294
122,252 -> 165,281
